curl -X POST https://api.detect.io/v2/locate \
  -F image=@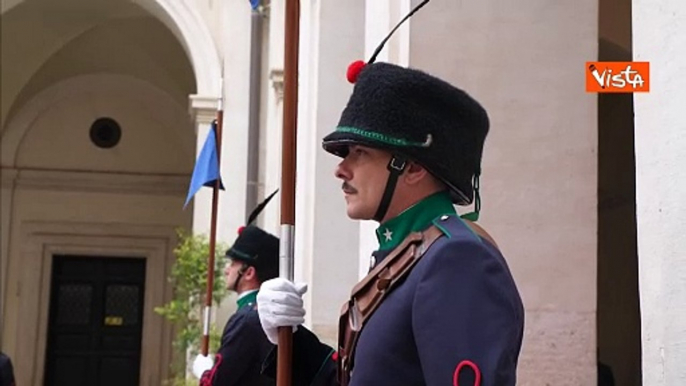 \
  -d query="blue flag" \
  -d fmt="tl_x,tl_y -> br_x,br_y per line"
185,122 -> 224,207
250,0 -> 260,10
